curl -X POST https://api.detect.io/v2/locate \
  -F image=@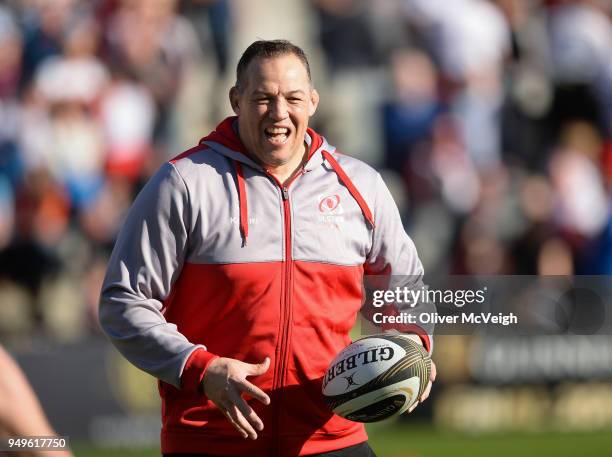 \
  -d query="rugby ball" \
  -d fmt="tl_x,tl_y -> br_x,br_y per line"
322,334 -> 431,422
